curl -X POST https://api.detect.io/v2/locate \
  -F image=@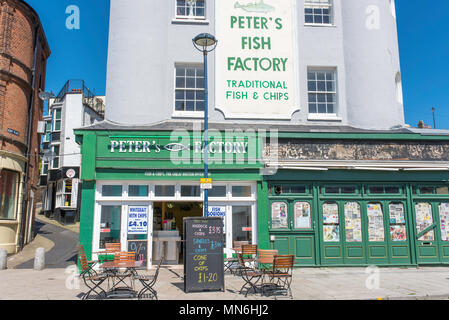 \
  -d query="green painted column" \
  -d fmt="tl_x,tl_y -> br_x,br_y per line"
257,180 -> 270,250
